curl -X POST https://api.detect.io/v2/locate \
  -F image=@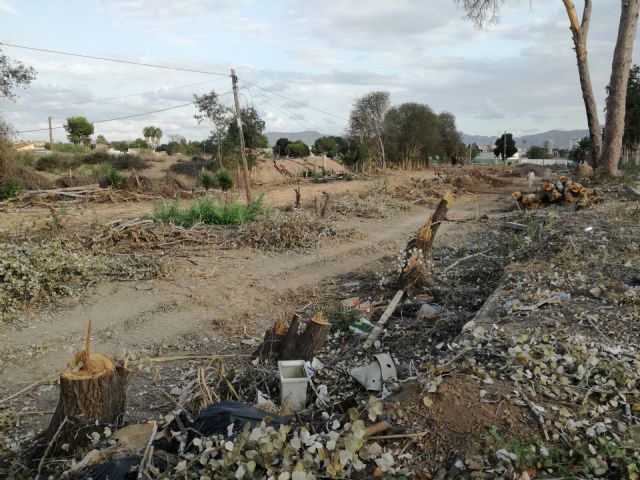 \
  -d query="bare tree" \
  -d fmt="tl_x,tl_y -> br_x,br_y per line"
194,90 -> 232,161
349,91 -> 390,170
456,0 -> 640,175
